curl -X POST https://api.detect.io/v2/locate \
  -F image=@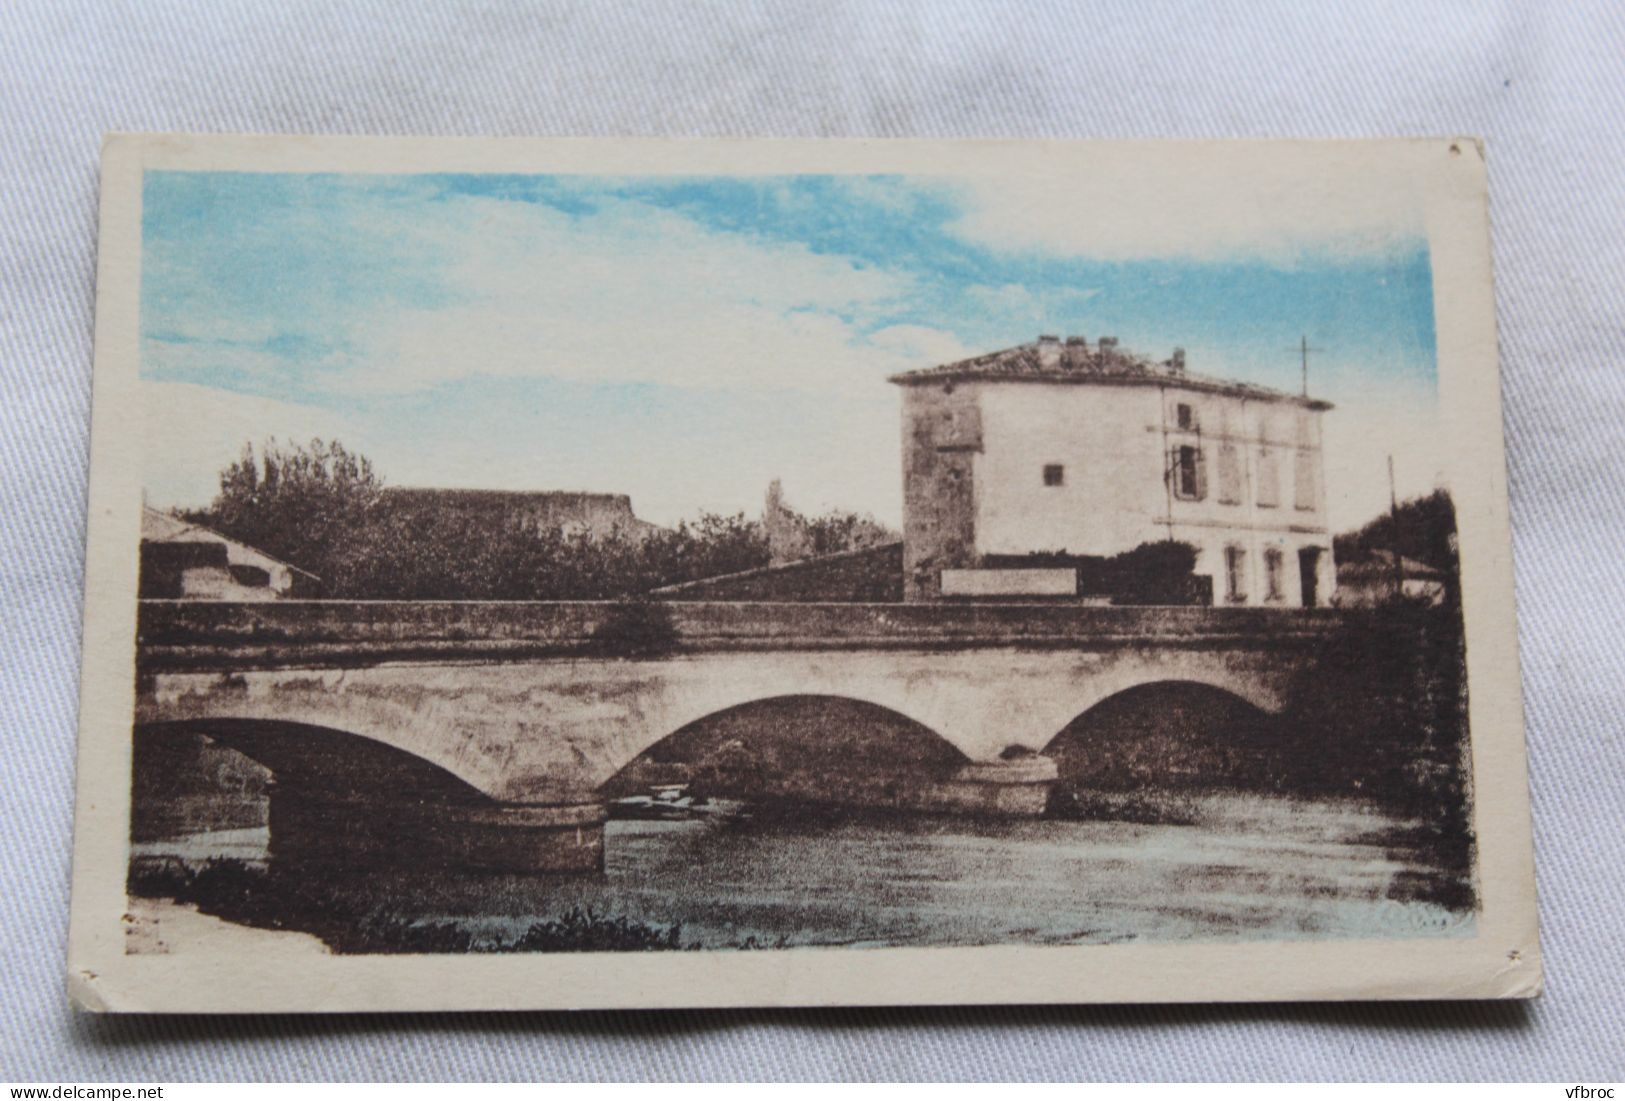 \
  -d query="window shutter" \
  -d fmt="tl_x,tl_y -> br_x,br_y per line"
1257,447 -> 1279,507
1195,448 -> 1208,500
1294,448 -> 1316,510
1218,444 -> 1240,504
